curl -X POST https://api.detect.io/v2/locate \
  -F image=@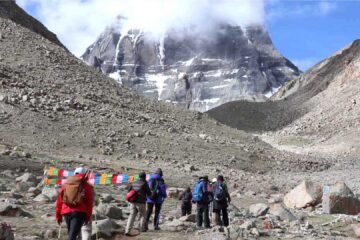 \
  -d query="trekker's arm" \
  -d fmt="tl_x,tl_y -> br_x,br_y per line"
163,183 -> 167,199
223,183 -> 231,203
145,182 -> 151,196
178,191 -> 184,200
84,184 -> 94,223
55,188 -> 63,224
